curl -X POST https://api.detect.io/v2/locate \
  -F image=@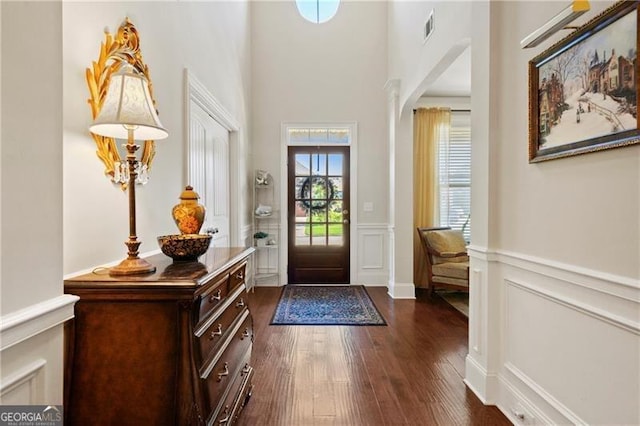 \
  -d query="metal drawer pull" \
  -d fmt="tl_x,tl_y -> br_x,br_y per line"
240,328 -> 250,339
218,407 -> 230,424
236,298 -> 245,308
217,362 -> 229,381
209,289 -> 221,303
209,324 -> 223,340
241,363 -> 251,375
235,271 -> 244,280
